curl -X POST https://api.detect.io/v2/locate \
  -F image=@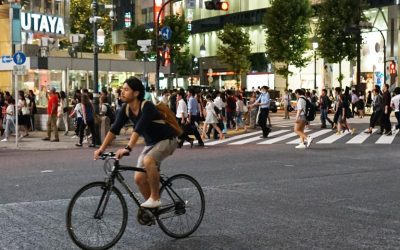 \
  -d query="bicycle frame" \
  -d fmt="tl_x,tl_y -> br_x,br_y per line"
98,155 -> 184,218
